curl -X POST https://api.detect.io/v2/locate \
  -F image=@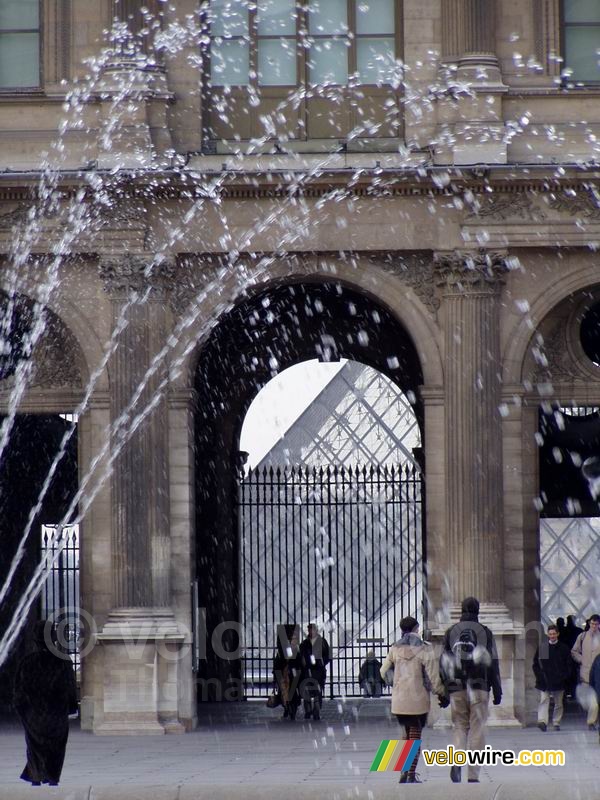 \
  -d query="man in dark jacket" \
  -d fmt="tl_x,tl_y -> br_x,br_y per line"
13,621 -> 77,786
440,596 -> 502,784
533,623 -> 572,731
299,623 -> 330,720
